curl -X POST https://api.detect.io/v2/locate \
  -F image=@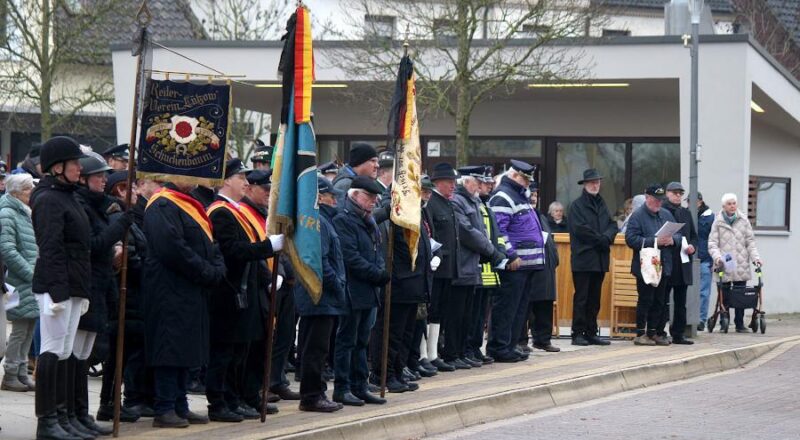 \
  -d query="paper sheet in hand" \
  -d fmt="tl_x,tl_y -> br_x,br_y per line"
4,284 -> 19,311
680,237 -> 690,264
655,222 -> 684,238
